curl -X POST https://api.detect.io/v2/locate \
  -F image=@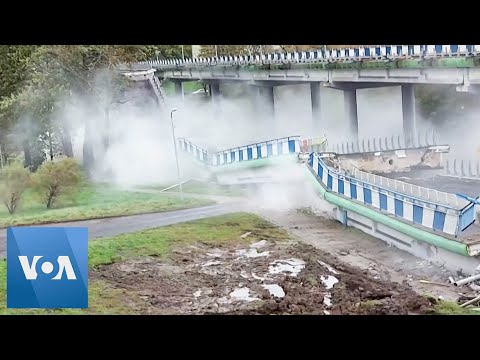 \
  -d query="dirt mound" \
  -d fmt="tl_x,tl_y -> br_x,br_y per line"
92,240 -> 435,315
